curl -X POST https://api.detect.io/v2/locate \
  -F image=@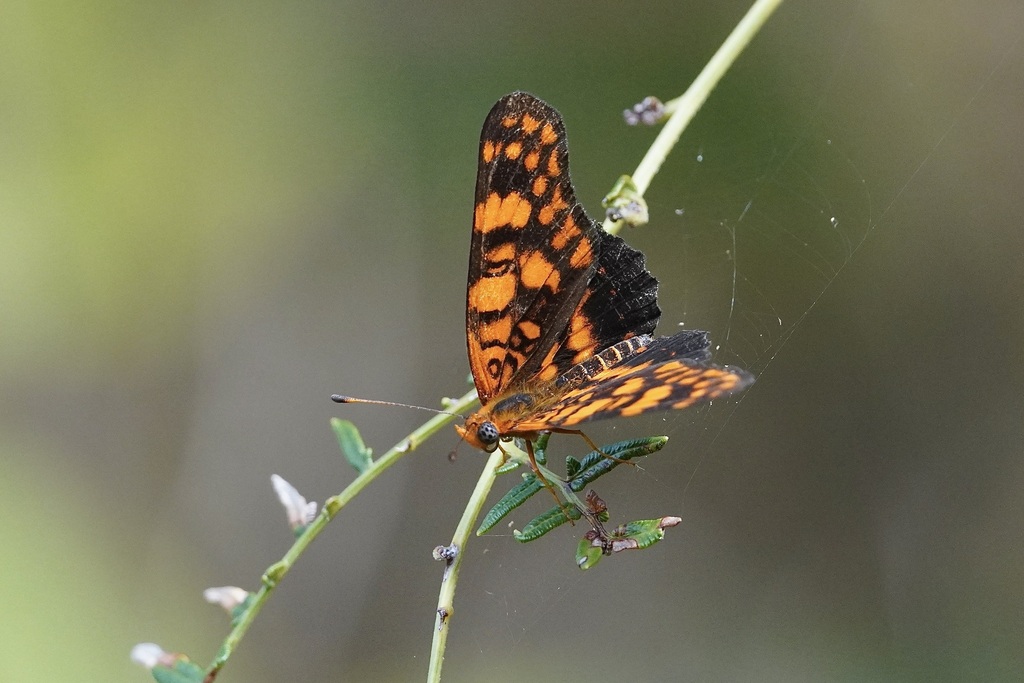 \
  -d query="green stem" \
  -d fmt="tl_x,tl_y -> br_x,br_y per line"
426,447 -> 505,683
603,0 -> 786,236
203,388 -> 479,681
